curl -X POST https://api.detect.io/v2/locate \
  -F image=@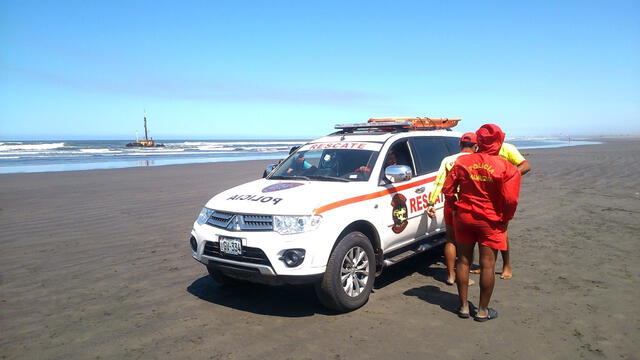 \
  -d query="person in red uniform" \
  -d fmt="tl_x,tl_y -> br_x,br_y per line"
442,124 -> 521,321
426,132 -> 477,286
